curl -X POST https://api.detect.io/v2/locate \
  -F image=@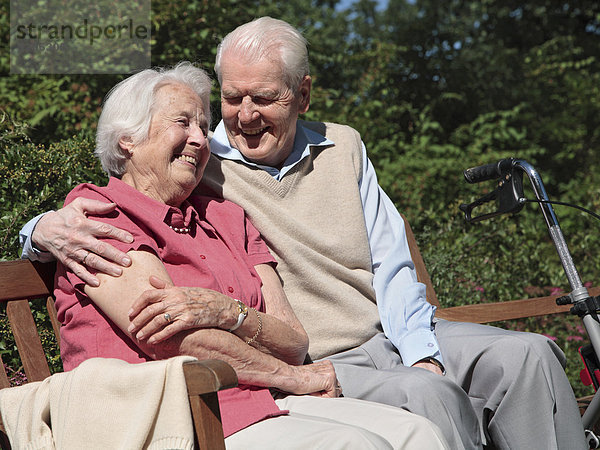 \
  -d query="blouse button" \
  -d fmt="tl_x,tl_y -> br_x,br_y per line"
228,286 -> 234,293
199,255 -> 206,259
